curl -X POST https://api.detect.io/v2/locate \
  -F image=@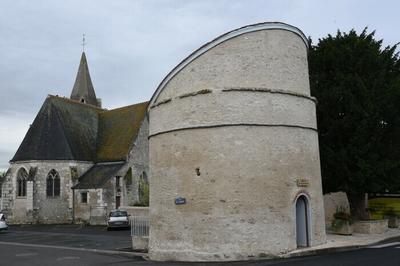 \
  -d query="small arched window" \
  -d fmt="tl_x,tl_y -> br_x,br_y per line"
17,168 -> 28,197
46,169 -> 60,197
